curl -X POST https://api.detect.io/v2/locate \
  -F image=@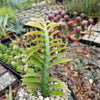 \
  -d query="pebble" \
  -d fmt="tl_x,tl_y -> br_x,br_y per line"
15,83 -> 71,100
39,96 -> 43,100
44,97 -> 49,100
